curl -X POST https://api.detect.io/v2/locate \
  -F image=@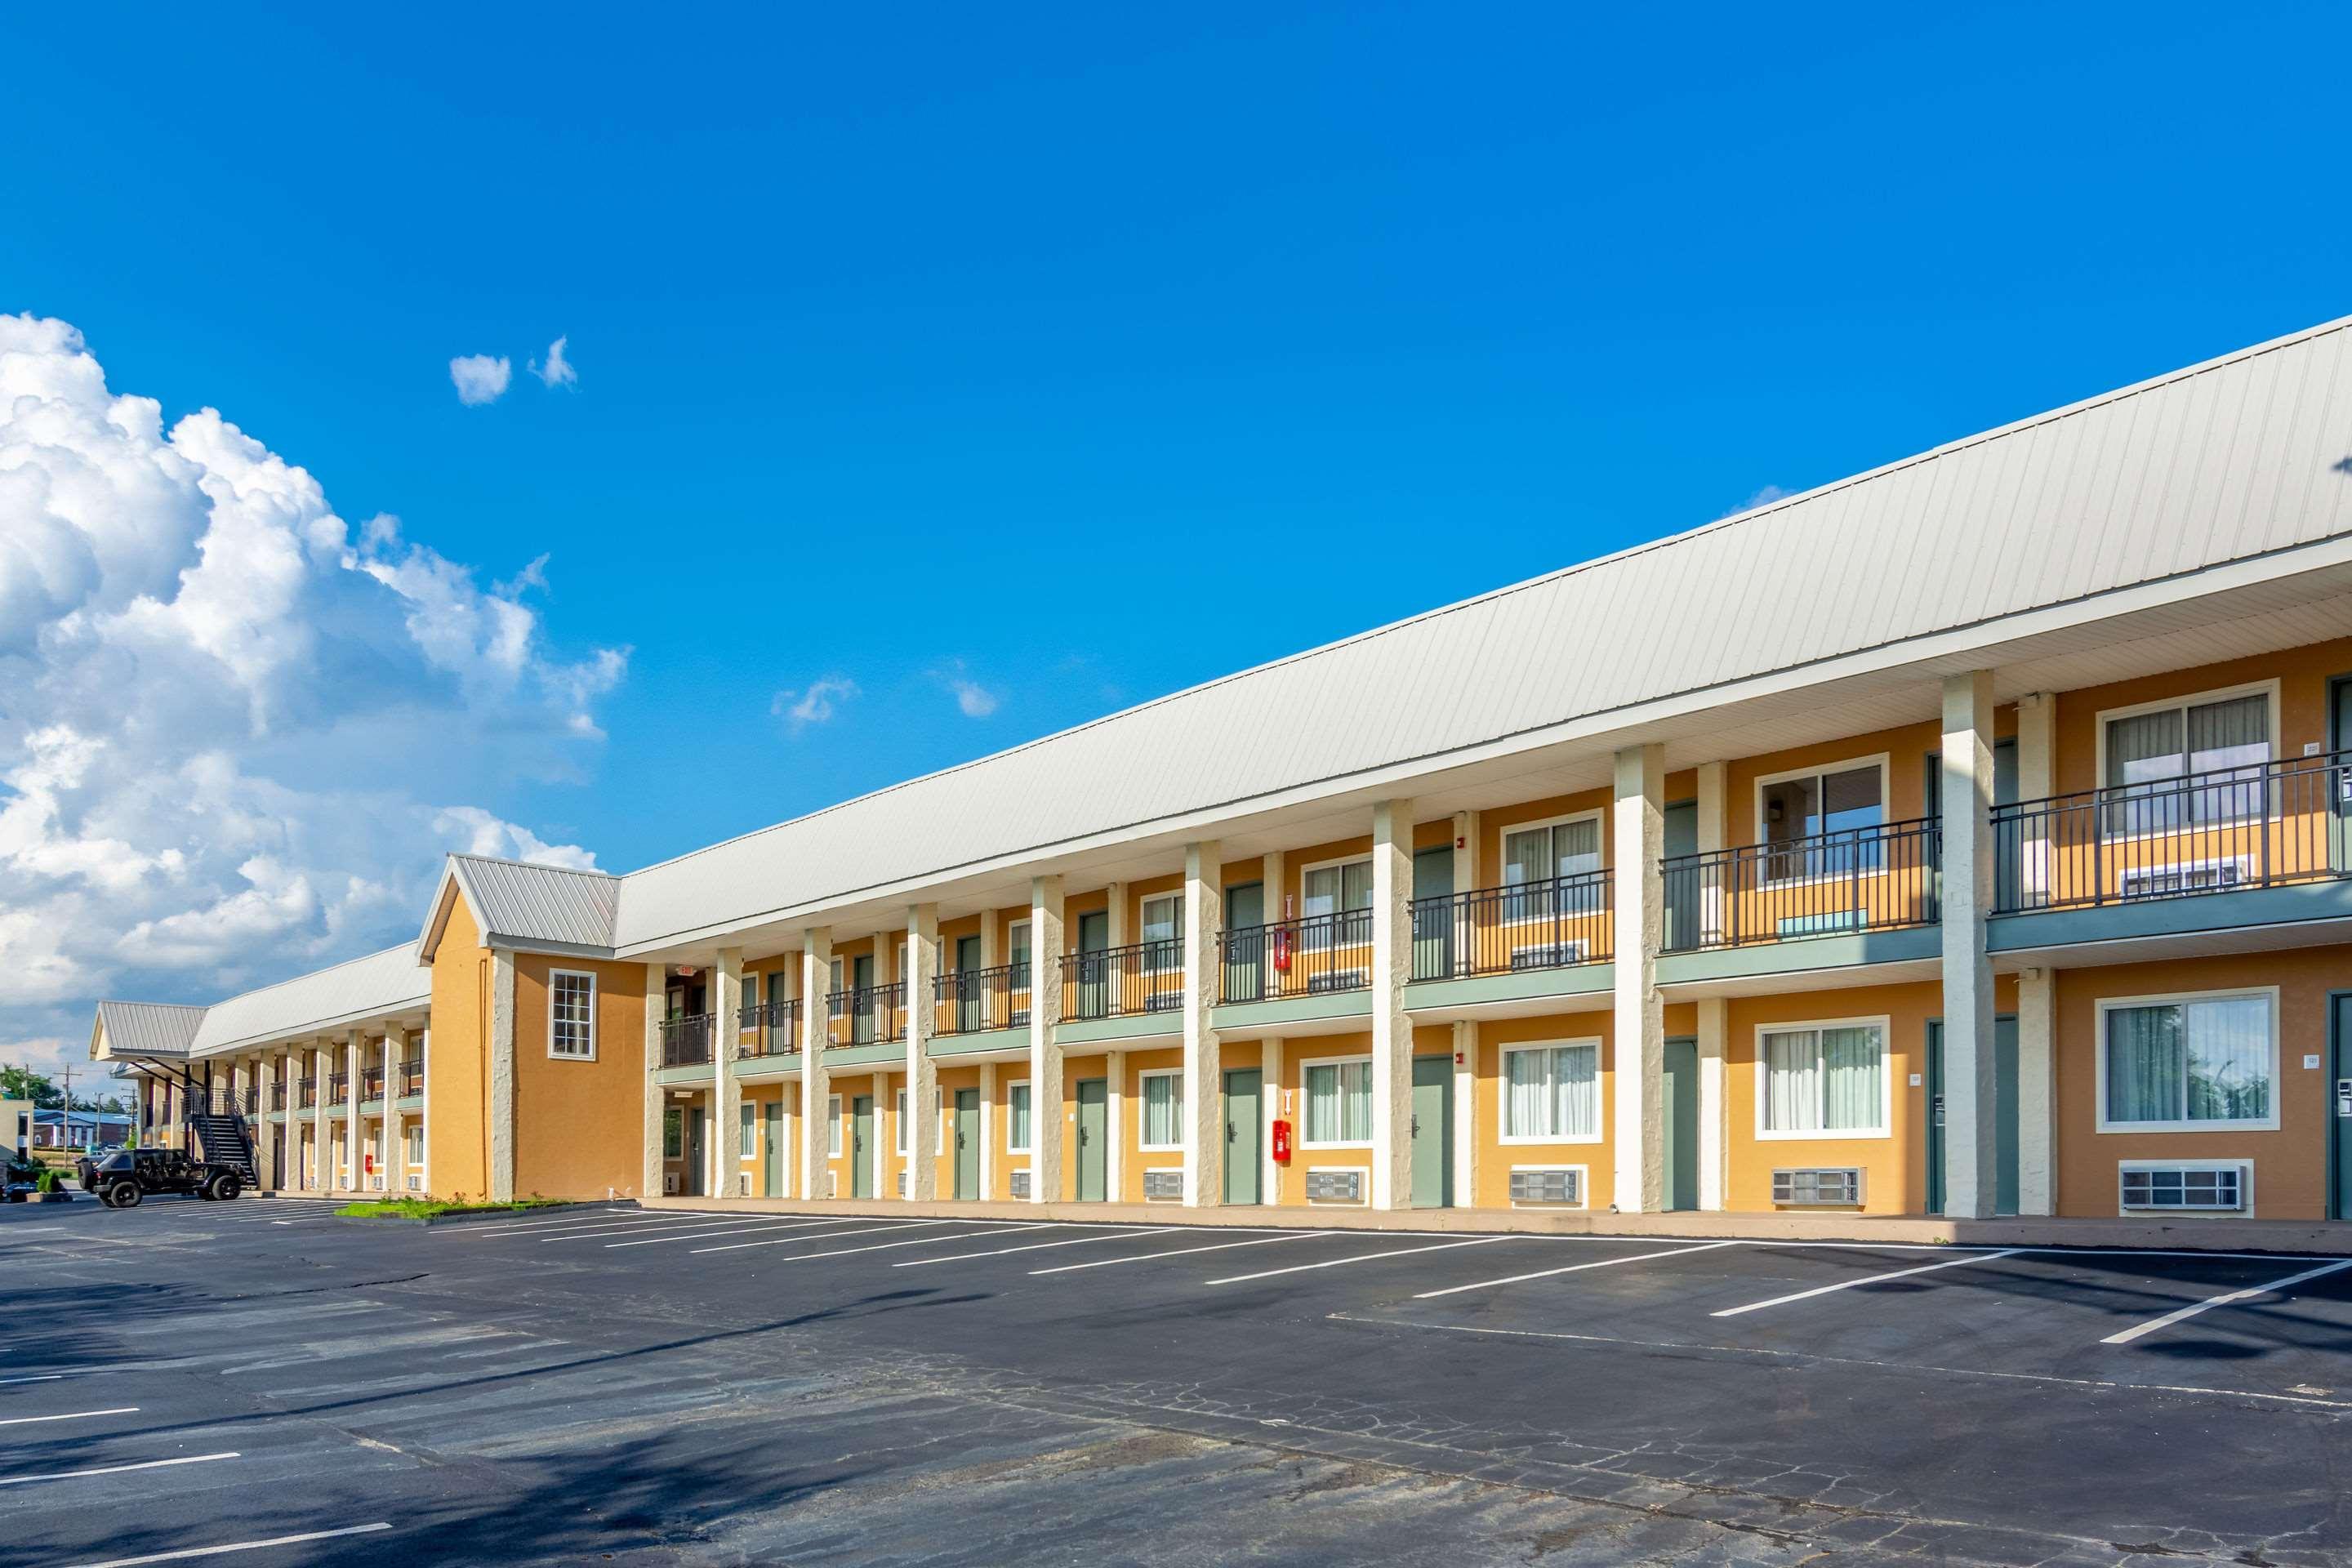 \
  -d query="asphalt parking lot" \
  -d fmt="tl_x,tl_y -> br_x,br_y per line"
5,1196 -> 2350,1566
